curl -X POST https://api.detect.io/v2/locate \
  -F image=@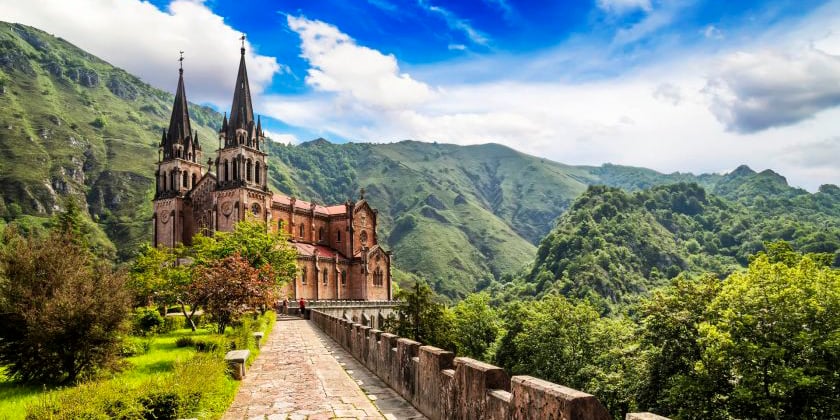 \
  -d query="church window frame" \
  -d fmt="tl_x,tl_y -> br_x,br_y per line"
336,230 -> 341,242
299,223 -> 304,238
255,161 -> 261,184
323,270 -> 328,285
360,230 -> 368,246
341,270 -> 347,286
301,267 -> 307,285
192,173 -> 198,188
224,160 -> 229,182
182,171 -> 189,189
318,227 -> 324,242
246,159 -> 253,182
